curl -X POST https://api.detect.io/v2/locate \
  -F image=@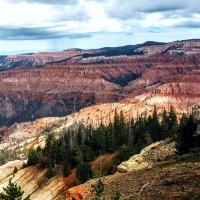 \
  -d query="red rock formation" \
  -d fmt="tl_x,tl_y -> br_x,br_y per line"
0,40 -> 200,127
66,184 -> 91,200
